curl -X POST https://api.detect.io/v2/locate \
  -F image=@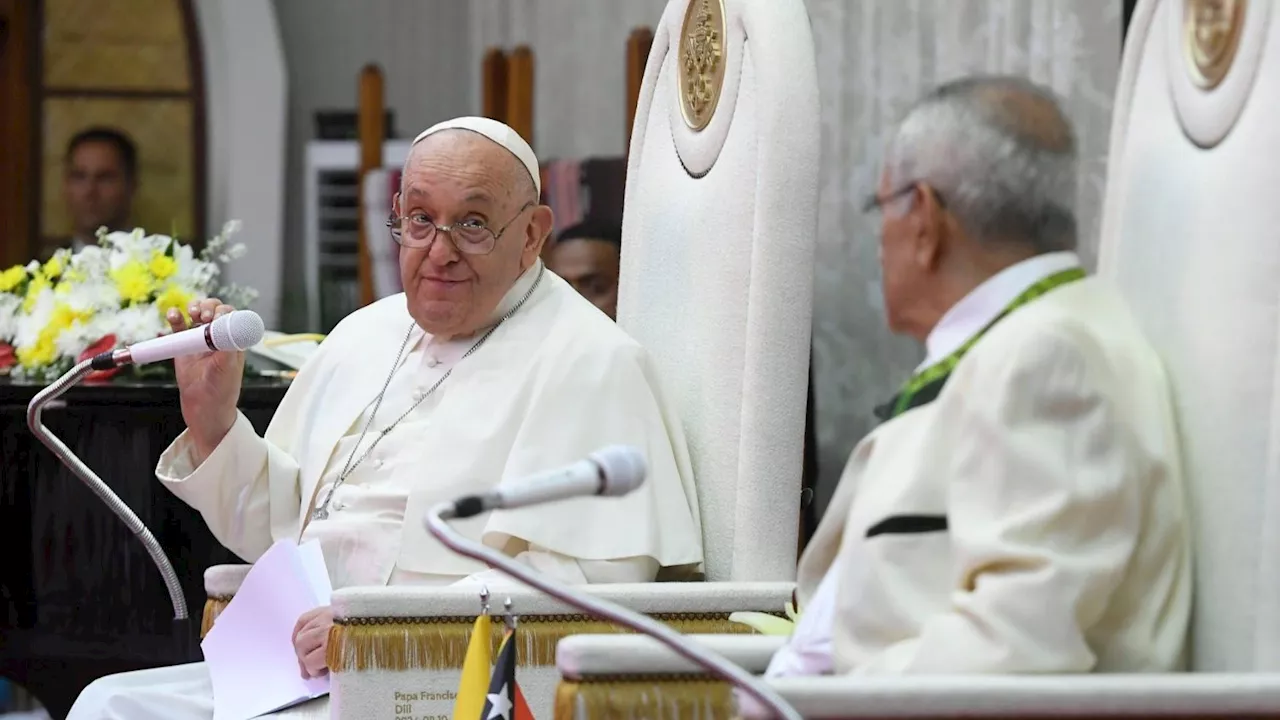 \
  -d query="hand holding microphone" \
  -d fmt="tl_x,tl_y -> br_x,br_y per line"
169,299 -> 254,461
